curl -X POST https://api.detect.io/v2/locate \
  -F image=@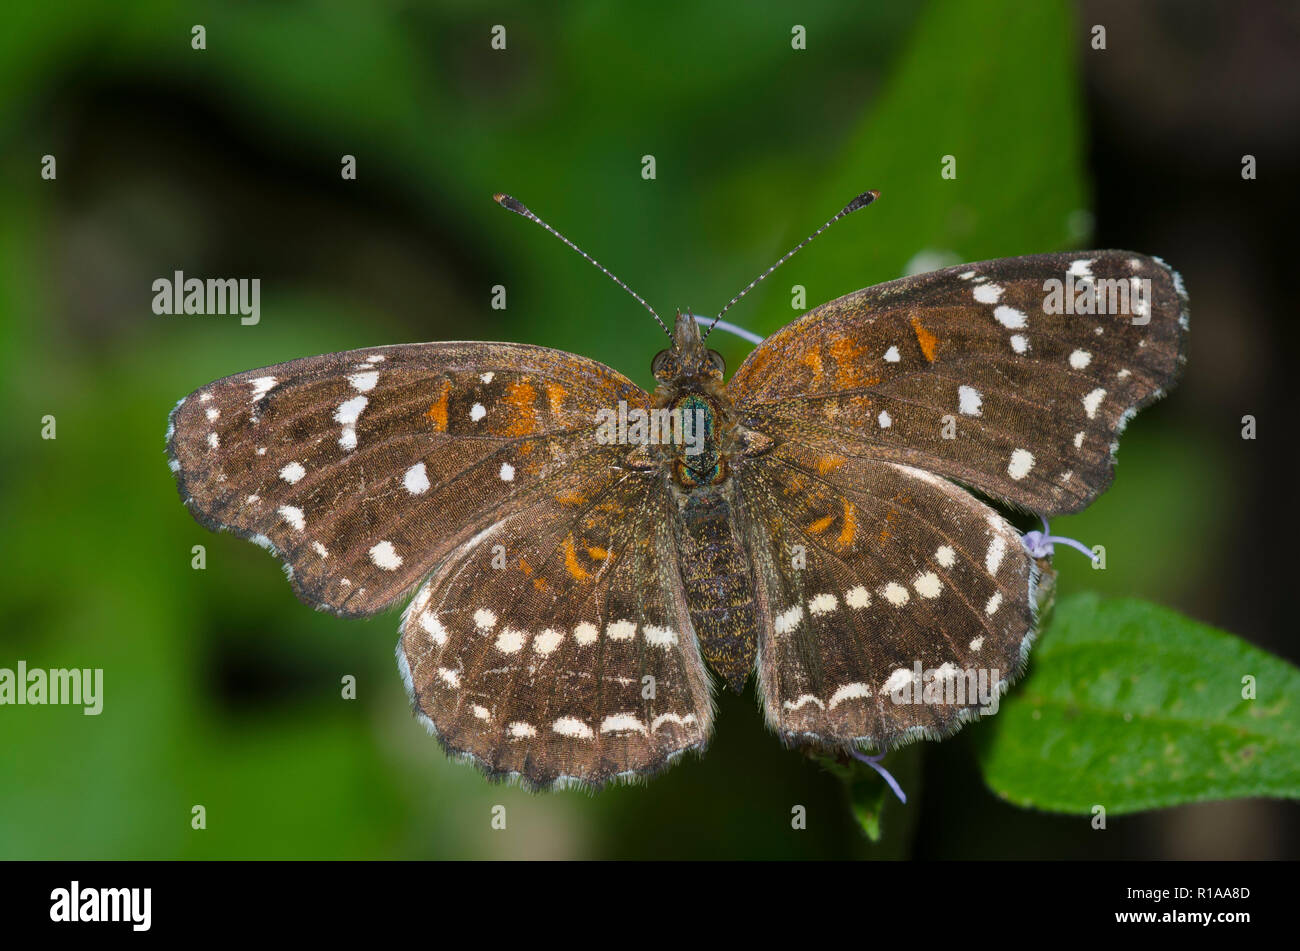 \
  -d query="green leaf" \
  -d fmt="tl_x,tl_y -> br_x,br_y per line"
979,594 -> 1300,814
822,744 -> 921,849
